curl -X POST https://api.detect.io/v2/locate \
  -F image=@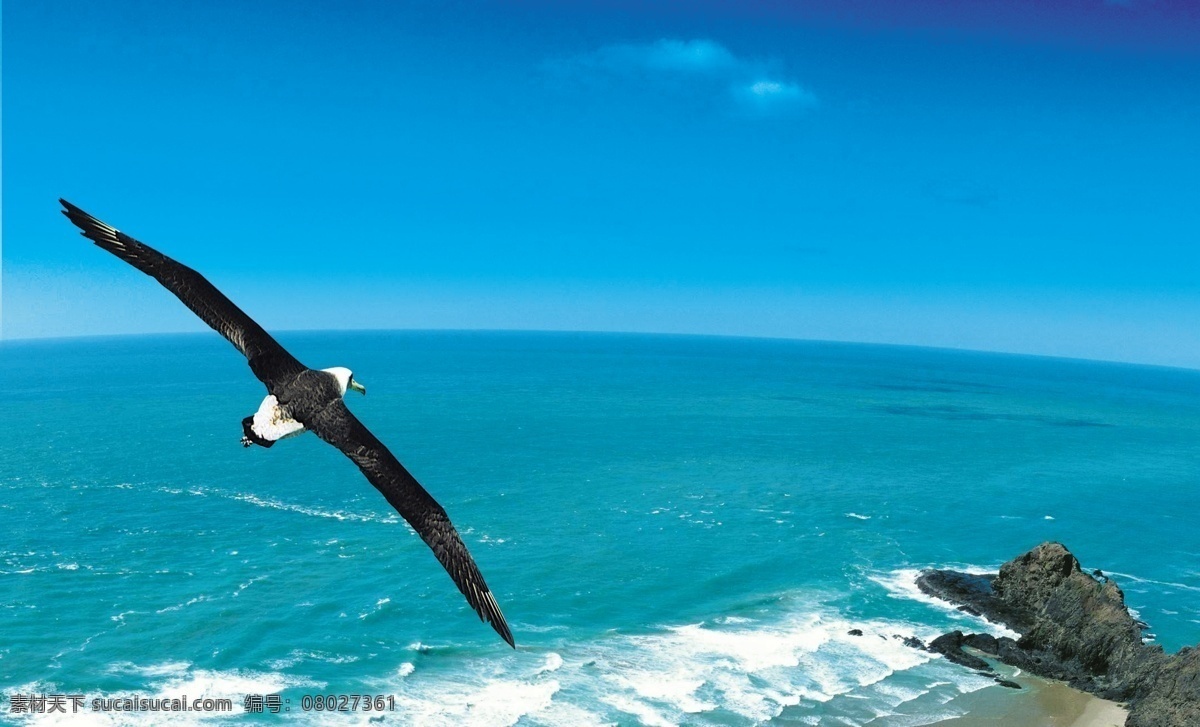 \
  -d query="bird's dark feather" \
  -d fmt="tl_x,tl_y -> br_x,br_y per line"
304,400 -> 515,648
60,199 -> 515,648
59,199 -> 307,393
